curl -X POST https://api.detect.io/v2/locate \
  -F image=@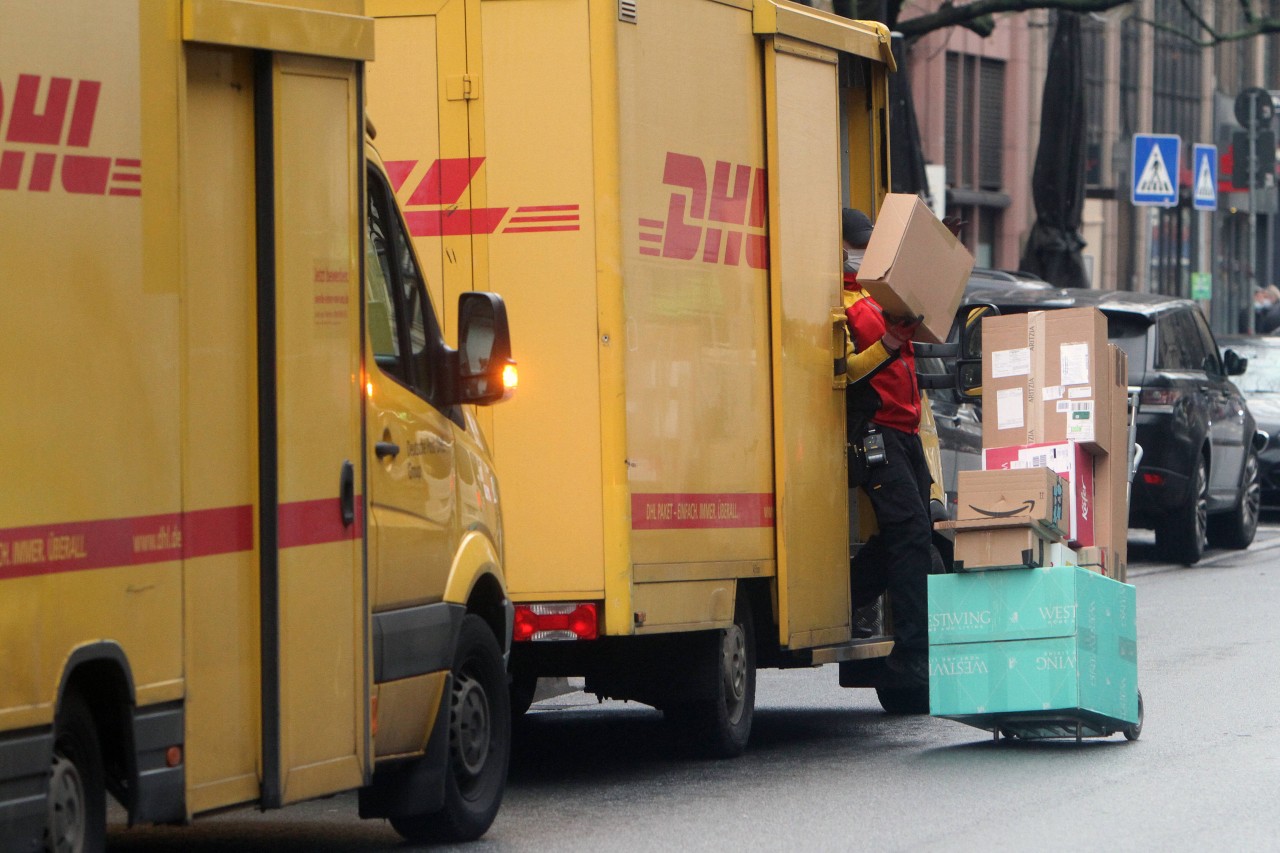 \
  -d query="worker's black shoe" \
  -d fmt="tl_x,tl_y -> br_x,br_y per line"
852,600 -> 882,638
885,649 -> 929,687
